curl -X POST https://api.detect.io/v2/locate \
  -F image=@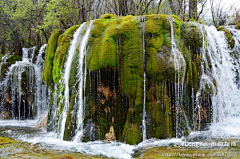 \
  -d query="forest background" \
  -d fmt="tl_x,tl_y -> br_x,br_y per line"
0,0 -> 239,56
